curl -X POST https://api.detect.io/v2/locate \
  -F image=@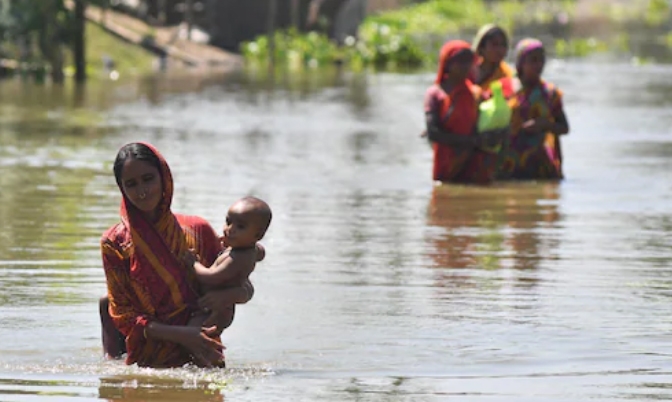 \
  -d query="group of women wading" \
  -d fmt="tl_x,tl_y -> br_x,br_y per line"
424,25 -> 570,185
